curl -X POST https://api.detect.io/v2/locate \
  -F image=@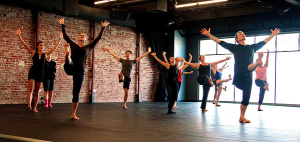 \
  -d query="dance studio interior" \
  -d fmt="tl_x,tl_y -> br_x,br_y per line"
0,0 -> 300,141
